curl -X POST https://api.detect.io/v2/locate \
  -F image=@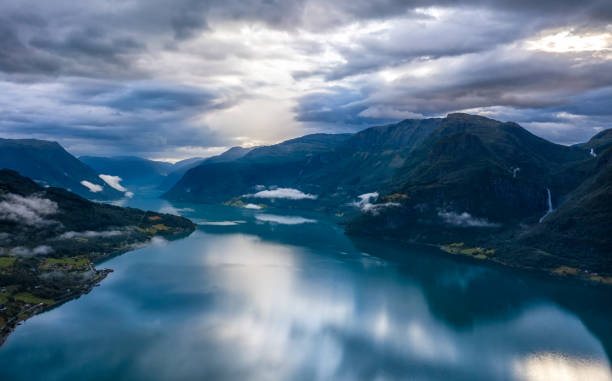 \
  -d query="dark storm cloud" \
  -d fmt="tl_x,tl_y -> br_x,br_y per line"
0,0 -> 611,154
0,20 -> 60,75
562,87 -> 612,117
300,10 -> 532,81
375,52 -> 612,114
295,48 -> 612,143
295,87 -> 397,126
99,84 -> 219,112
30,28 -> 144,61
0,79 -> 239,157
